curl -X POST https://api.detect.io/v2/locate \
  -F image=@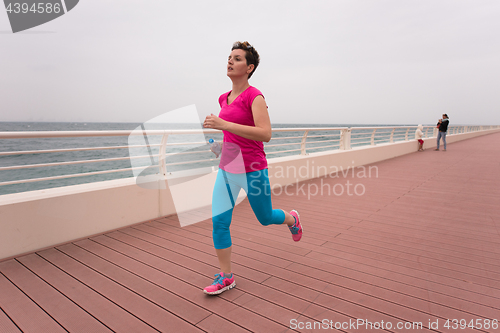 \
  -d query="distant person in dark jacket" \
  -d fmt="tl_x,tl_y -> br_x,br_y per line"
435,114 -> 449,151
